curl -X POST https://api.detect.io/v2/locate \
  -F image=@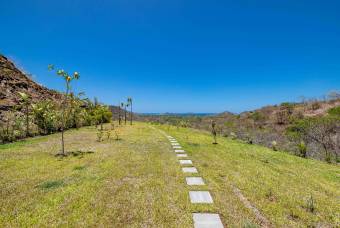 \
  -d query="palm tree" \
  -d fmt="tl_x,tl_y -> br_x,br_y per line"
127,97 -> 133,125
124,103 -> 128,125
120,102 -> 125,125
